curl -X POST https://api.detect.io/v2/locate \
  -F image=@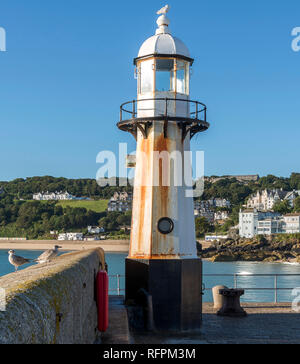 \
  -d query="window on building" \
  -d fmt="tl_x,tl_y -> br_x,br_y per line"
176,60 -> 189,94
155,59 -> 175,92
139,59 -> 154,94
